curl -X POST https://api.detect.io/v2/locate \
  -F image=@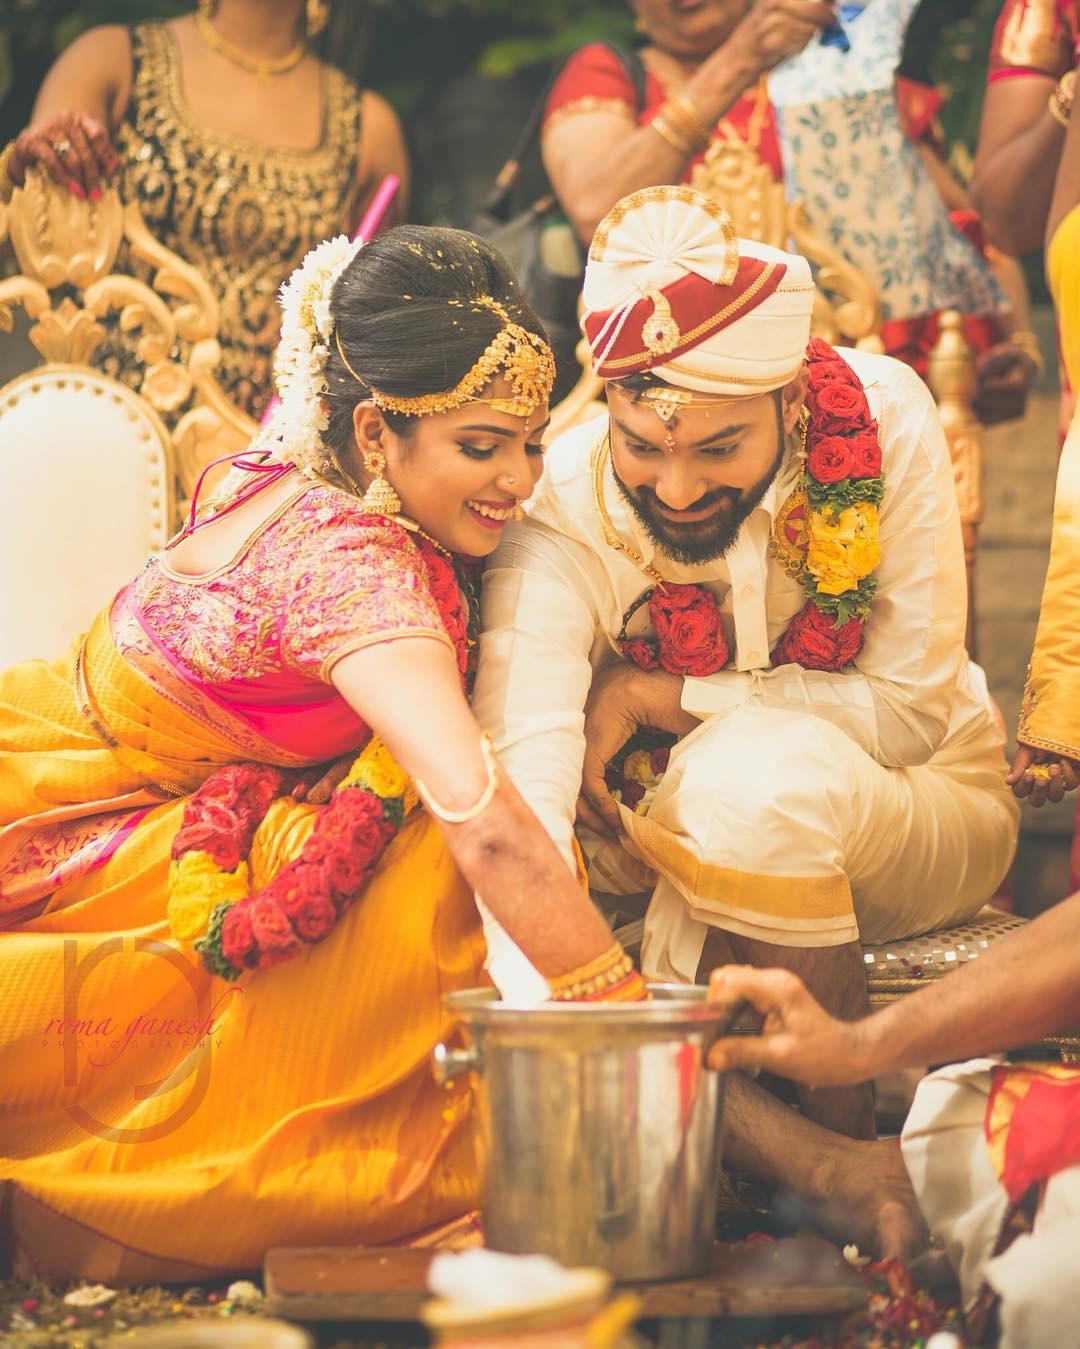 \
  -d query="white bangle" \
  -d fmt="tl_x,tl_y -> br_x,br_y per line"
416,731 -> 499,824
